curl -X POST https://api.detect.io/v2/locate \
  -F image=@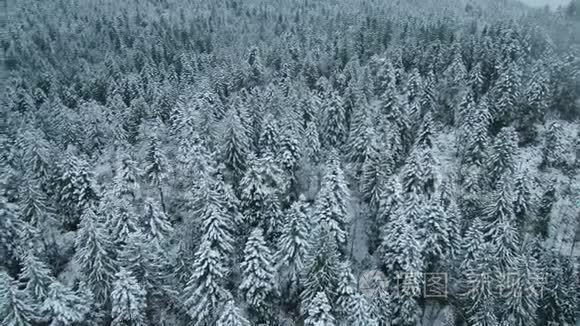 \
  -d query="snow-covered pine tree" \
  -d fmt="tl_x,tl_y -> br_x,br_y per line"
110,268 -> 147,326
197,180 -> 234,260
74,207 -> 117,305
18,251 -> 55,305
216,301 -> 250,326
484,126 -> 518,189
118,231 -> 165,296
335,262 -> 357,320
499,252 -> 539,326
18,178 -> 53,229
111,151 -> 141,202
302,121 -> 321,164
541,121 -> 565,169
0,271 -> 40,326
106,196 -> 139,246
491,61 -> 522,132
360,143 -> 389,214
420,200 -> 451,272
539,255 -> 577,324
182,240 -> 231,325
380,192 -> 424,287
143,197 -> 173,251
320,91 -> 347,149
348,293 -> 378,326
143,131 -> 170,213
238,154 -> 283,236
368,176 -> 401,254
276,195 -> 310,303
221,108 -> 250,184
304,291 -> 336,326
462,98 -> 491,167
42,282 -> 90,326
56,149 -> 99,230
239,228 -> 278,323
461,244 -> 499,326
315,151 -> 351,254
300,224 -> 341,313
258,113 -> 280,158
